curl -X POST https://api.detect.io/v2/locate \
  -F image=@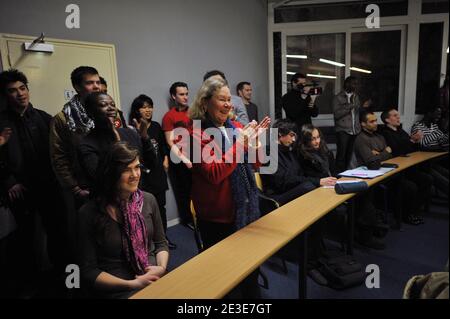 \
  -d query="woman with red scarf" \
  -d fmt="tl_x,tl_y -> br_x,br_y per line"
77,142 -> 169,298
